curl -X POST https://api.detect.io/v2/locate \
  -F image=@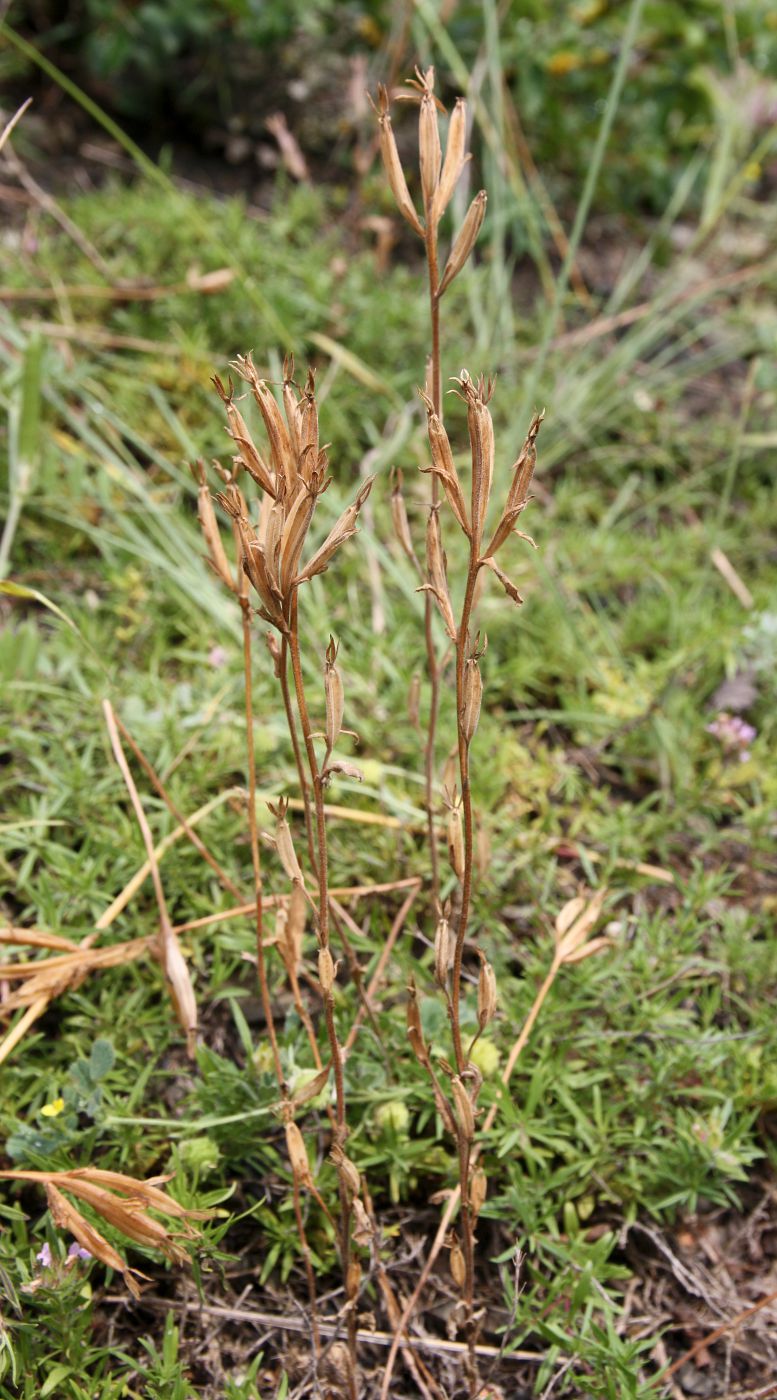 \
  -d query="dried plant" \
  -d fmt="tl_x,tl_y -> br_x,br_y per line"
0,1168 -> 209,1298
195,354 -> 375,1393
375,66 -> 485,902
